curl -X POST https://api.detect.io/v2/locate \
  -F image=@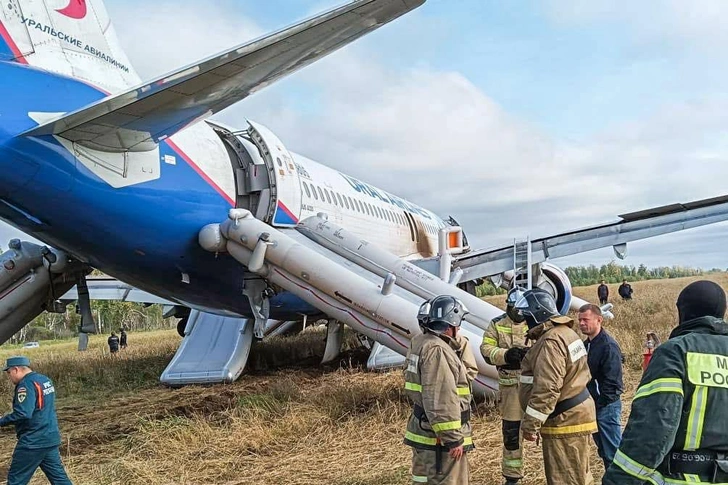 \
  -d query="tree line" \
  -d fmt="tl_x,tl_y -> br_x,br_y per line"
475,262 -> 721,298
12,301 -> 173,343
